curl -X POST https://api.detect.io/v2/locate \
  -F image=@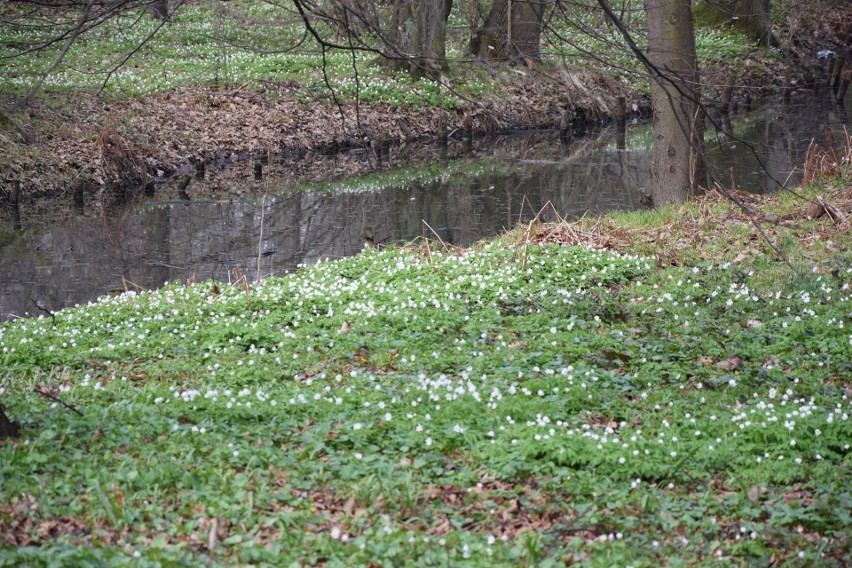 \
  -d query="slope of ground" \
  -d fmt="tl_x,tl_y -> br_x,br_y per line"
0,0 -> 850,201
